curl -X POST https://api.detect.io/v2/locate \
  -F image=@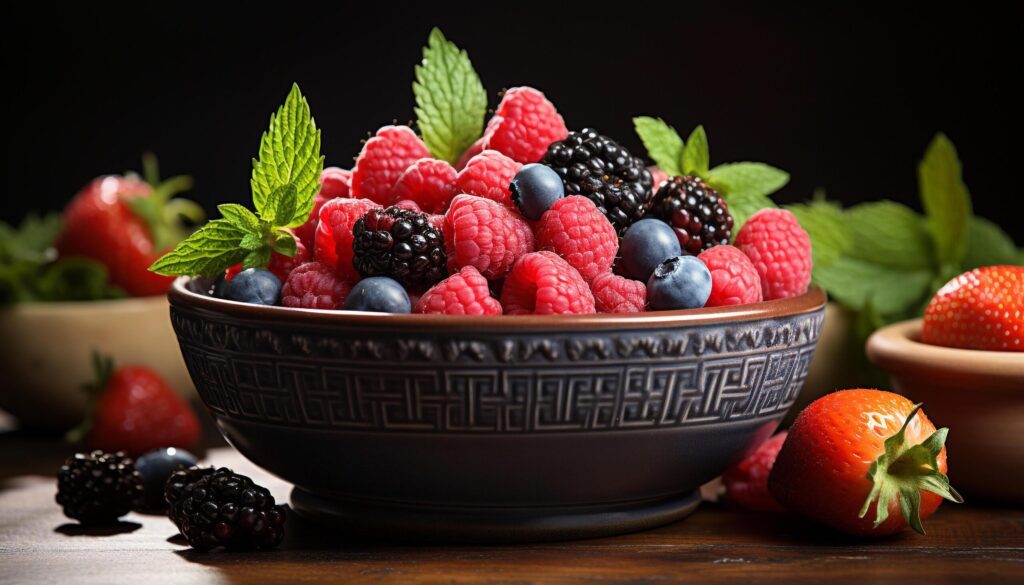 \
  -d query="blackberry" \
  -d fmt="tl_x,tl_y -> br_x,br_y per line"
167,467 -> 285,552
540,128 -> 653,233
55,451 -> 143,524
647,176 -> 733,254
352,206 -> 447,289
